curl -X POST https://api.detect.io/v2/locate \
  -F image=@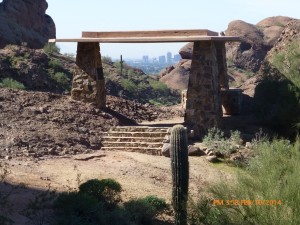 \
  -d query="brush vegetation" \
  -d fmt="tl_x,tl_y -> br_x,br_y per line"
189,137 -> 300,225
